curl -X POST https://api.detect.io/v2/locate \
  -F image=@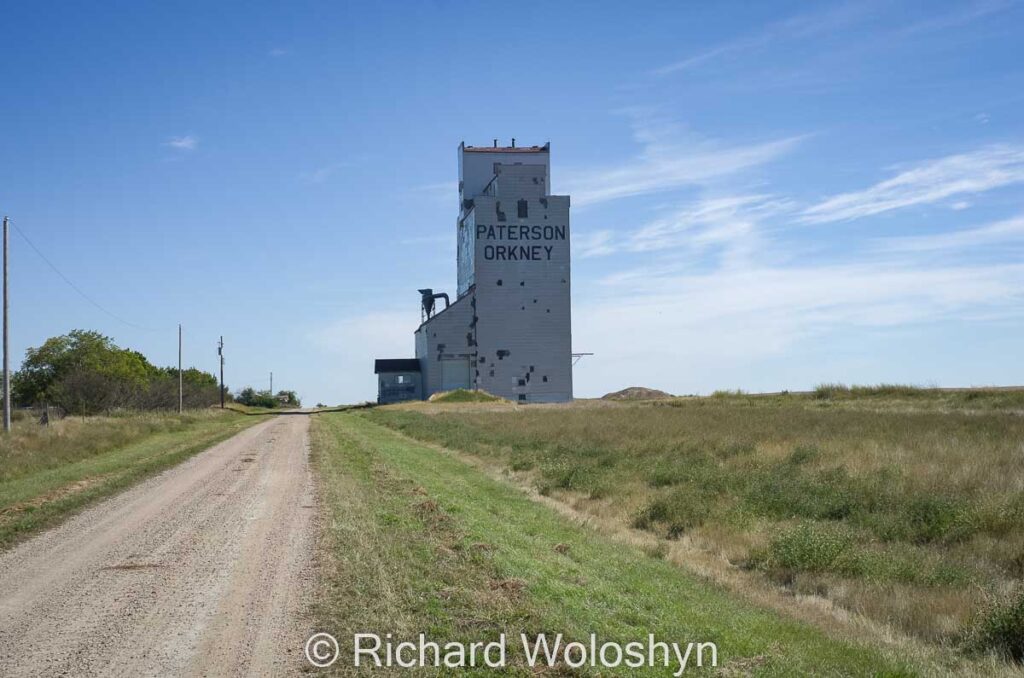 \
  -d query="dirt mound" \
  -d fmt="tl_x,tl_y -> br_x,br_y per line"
601,386 -> 673,401
428,389 -> 502,403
